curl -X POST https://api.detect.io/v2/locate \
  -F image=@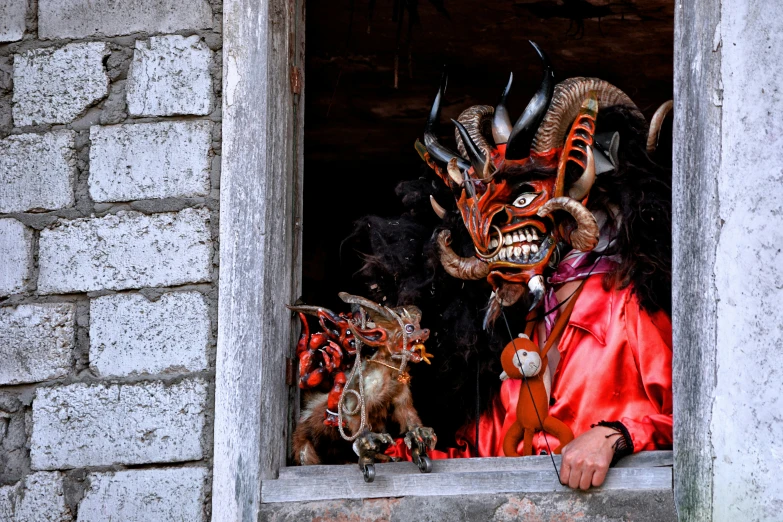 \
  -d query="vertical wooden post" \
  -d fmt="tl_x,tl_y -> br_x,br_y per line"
213,0 -> 304,519
672,0 -> 721,519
